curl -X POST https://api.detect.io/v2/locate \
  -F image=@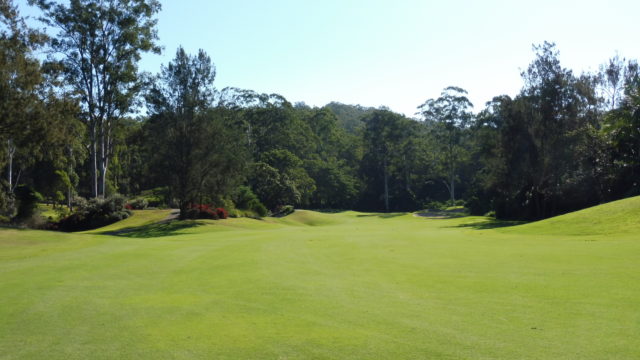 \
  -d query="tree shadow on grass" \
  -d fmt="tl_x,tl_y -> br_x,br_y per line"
357,212 -> 407,219
414,212 -> 469,219
307,208 -> 349,214
414,208 -> 470,219
104,221 -> 205,238
451,219 -> 526,230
